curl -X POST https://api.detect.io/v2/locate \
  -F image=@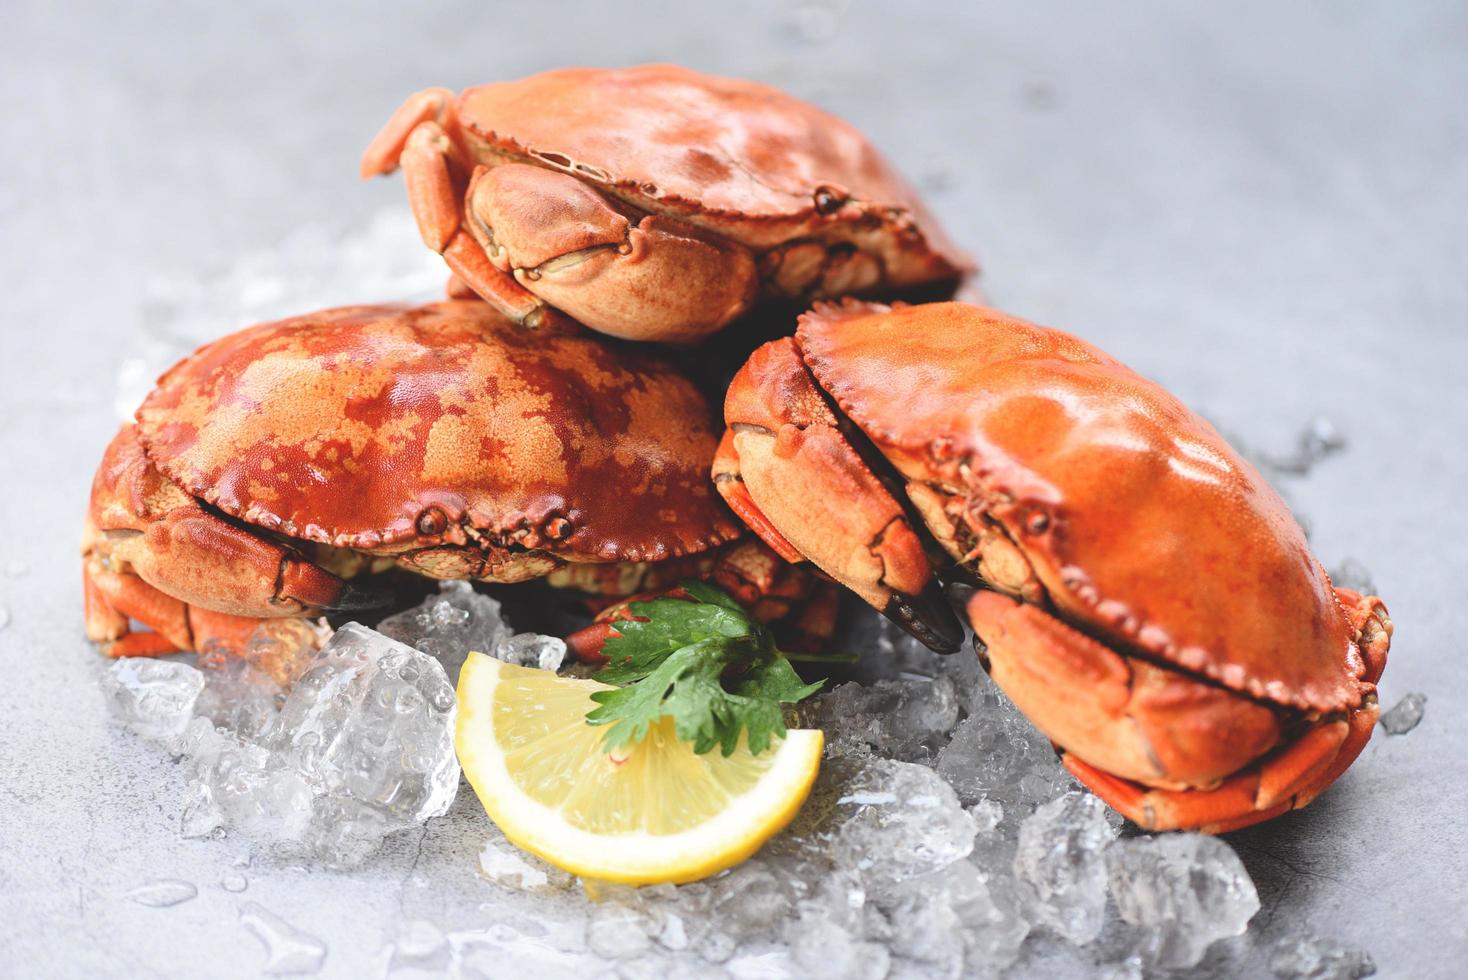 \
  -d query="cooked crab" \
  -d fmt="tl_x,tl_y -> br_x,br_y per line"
83,300 -> 742,657
361,64 -> 971,344
713,300 -> 1392,832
